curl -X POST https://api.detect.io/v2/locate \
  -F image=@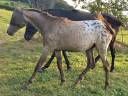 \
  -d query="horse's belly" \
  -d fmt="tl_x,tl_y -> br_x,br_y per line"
58,33 -> 96,51
53,20 -> 100,51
